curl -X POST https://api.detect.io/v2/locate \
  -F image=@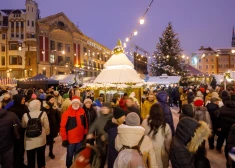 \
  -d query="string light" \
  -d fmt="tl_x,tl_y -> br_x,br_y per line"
139,18 -> 145,25
134,30 -> 138,36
